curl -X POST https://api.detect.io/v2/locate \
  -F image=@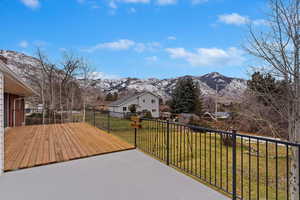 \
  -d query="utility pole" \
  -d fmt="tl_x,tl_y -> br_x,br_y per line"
215,84 -> 218,120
